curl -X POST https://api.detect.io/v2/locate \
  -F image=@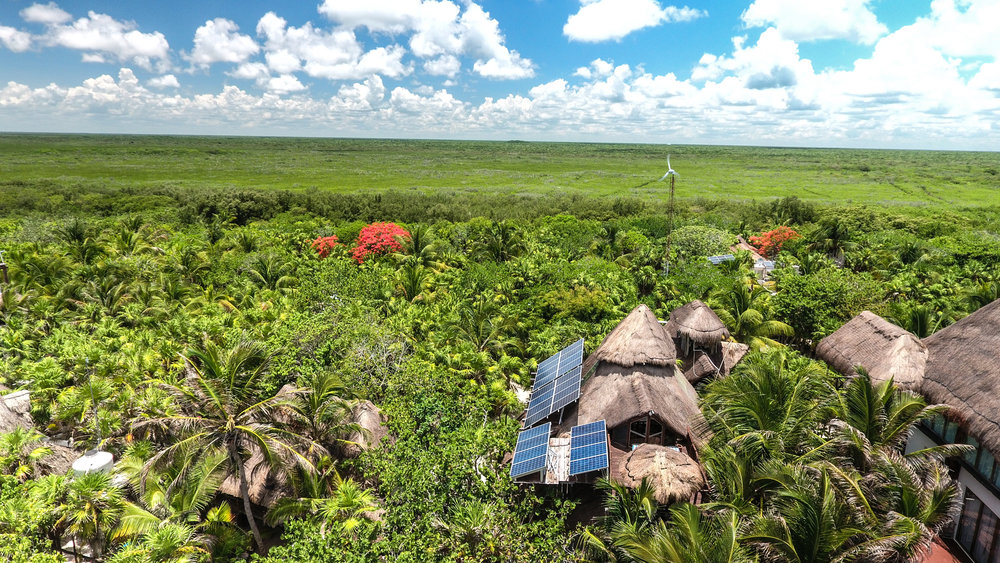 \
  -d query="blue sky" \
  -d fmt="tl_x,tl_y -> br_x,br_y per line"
0,0 -> 998,149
